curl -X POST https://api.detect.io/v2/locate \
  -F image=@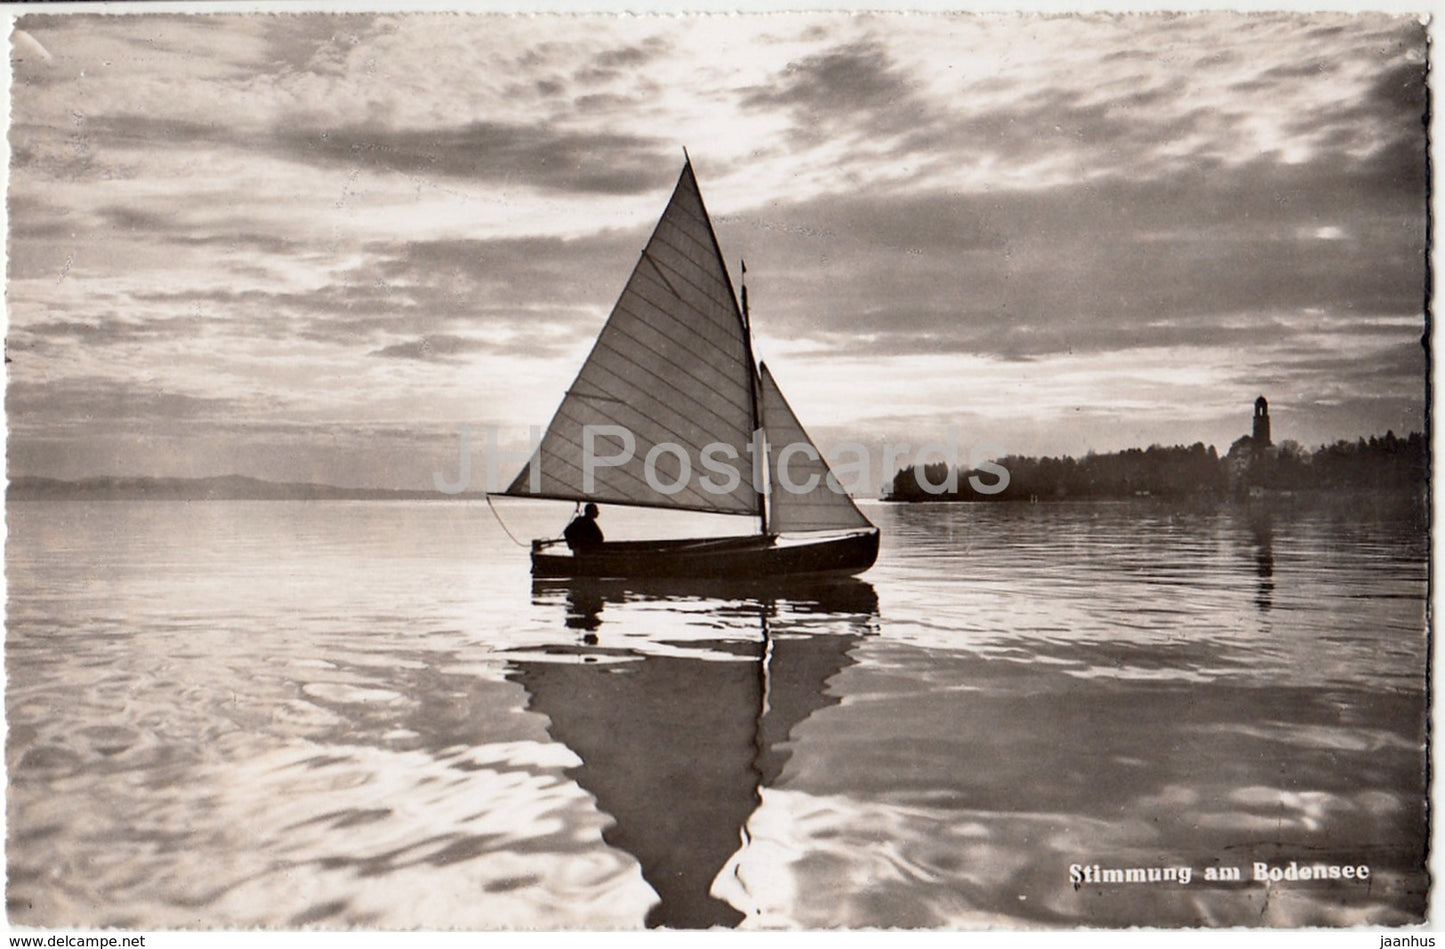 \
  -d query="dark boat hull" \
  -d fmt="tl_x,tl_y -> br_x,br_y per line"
530,529 -> 879,580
